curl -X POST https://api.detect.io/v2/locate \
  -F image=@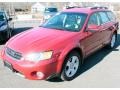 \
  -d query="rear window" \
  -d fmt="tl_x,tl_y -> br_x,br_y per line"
44,8 -> 58,12
99,12 -> 110,24
106,11 -> 116,21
